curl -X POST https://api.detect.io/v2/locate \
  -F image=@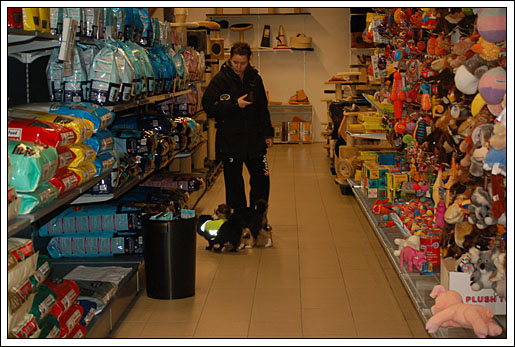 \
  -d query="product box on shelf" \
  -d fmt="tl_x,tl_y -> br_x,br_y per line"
271,121 -> 284,142
419,235 -> 440,266
287,121 -> 300,143
301,122 -> 312,143
386,172 -> 409,200
363,162 -> 391,180
440,258 -> 506,315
